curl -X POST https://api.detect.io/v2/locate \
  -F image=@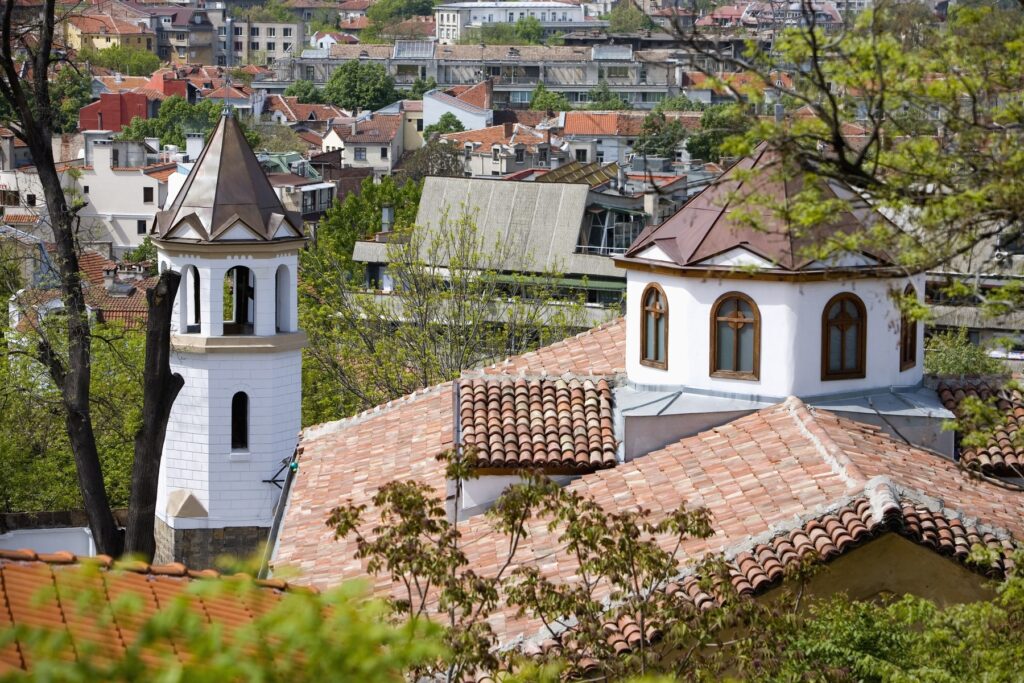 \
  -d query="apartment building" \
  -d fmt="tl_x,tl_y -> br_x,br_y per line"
65,14 -> 156,54
209,12 -> 304,66
148,7 -> 216,64
434,1 -> 594,44
279,41 -> 726,111
441,123 -> 569,176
